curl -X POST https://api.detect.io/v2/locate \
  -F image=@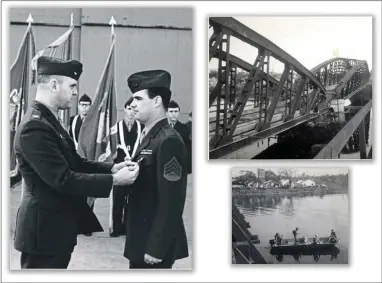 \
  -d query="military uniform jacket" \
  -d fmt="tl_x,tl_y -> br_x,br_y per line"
13,101 -> 114,255
124,118 -> 189,262
174,121 -> 191,174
